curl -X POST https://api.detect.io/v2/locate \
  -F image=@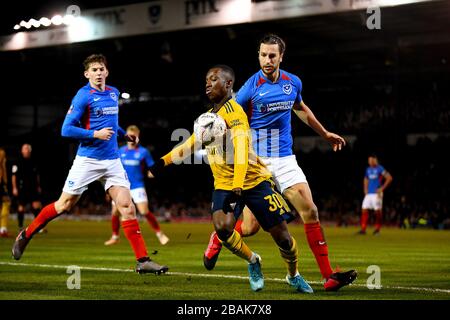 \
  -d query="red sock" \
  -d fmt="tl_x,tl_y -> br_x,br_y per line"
111,214 -> 120,236
144,212 -> 161,232
122,219 -> 148,260
304,222 -> 333,279
235,220 -> 243,235
25,202 -> 59,238
374,210 -> 383,231
361,210 -> 369,232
